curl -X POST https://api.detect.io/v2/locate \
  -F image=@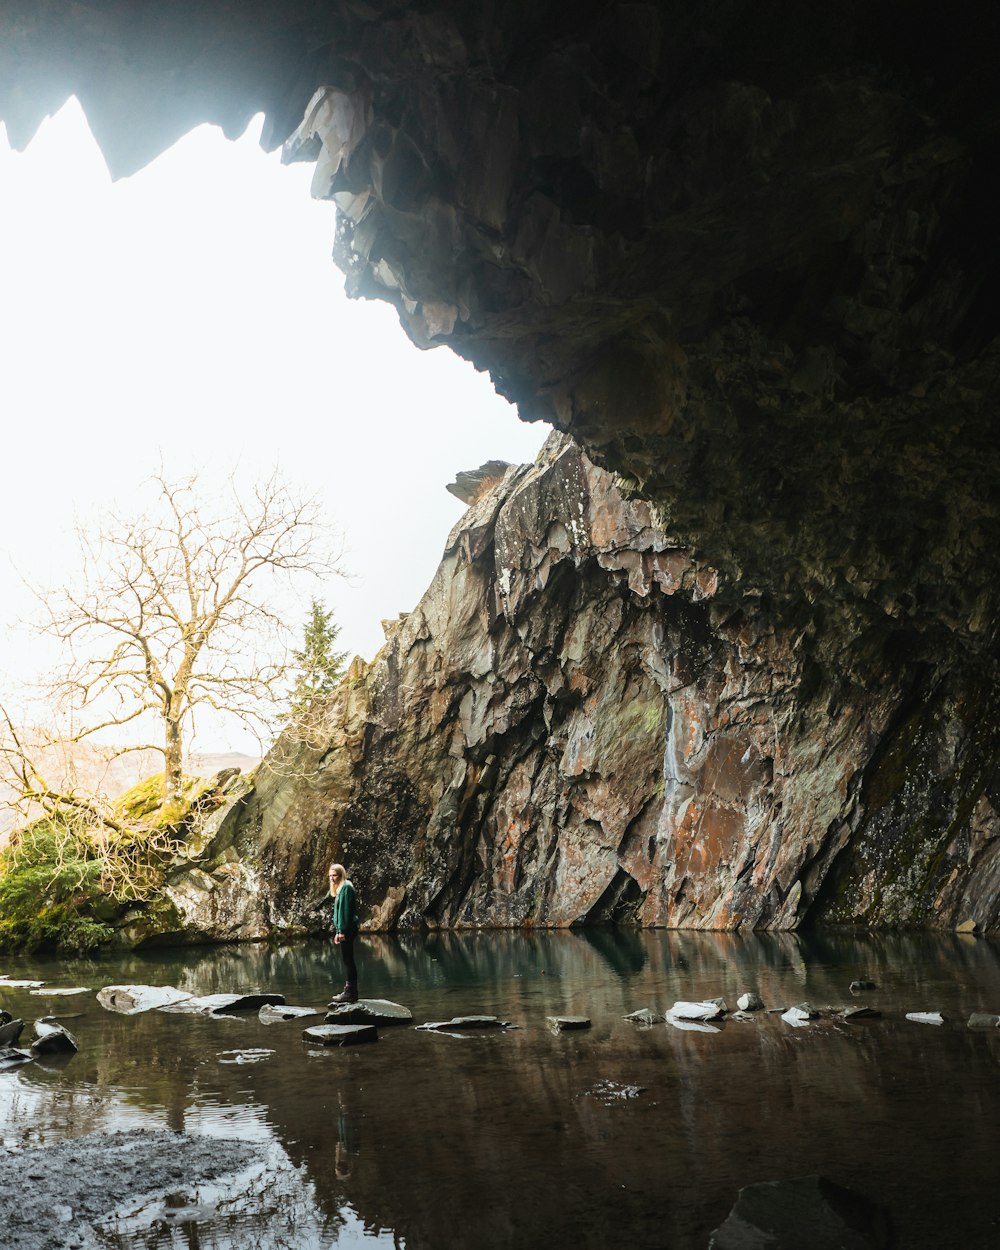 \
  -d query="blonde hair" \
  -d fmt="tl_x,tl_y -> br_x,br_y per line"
328,862 -> 351,894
